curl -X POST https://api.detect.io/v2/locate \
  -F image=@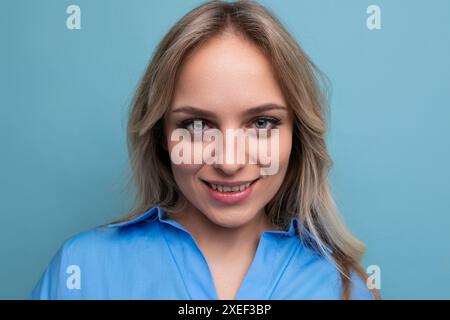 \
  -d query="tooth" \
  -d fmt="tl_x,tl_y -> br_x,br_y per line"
210,182 -> 254,192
